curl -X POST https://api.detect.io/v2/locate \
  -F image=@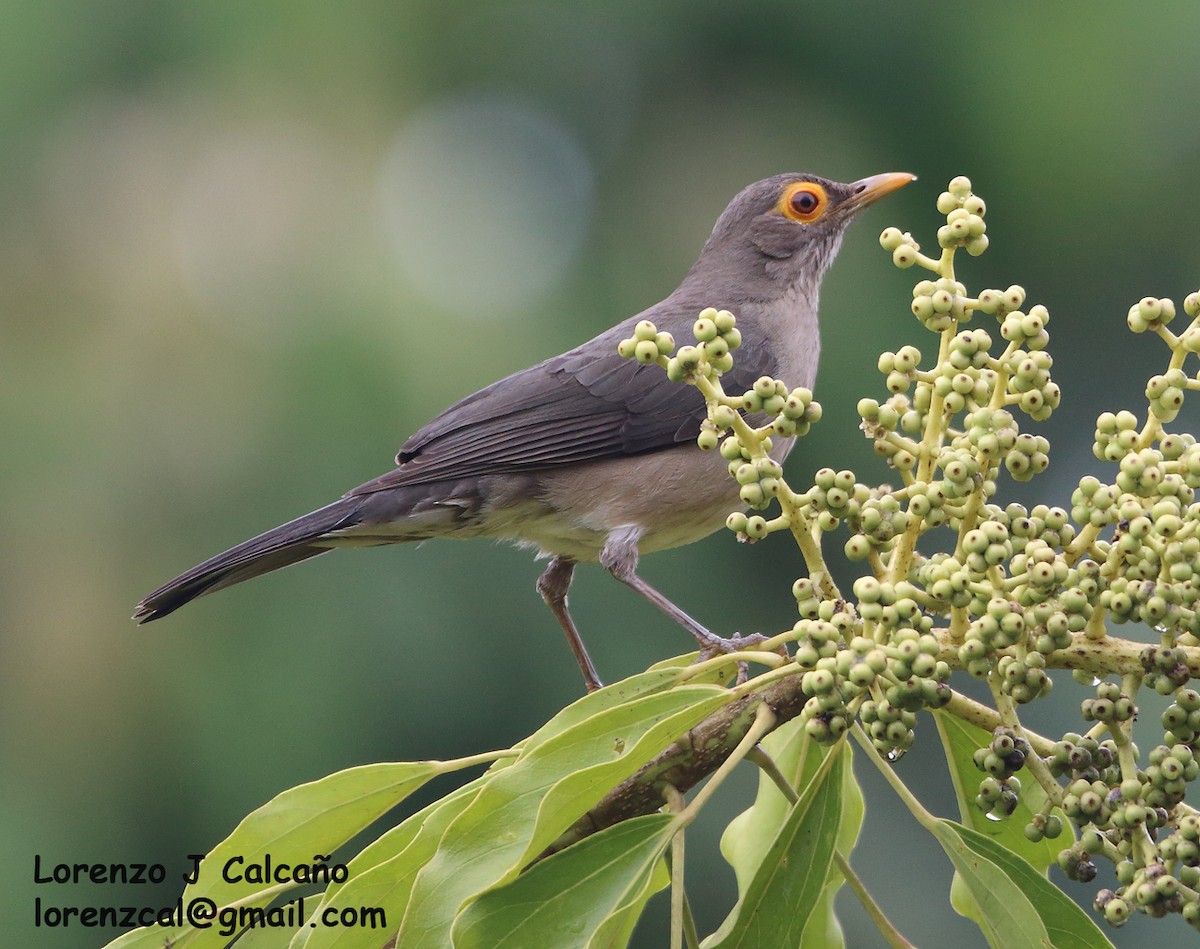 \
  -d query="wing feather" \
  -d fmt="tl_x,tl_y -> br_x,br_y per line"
348,303 -> 779,497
